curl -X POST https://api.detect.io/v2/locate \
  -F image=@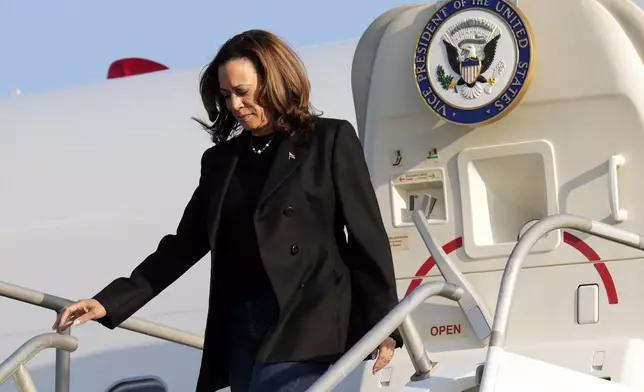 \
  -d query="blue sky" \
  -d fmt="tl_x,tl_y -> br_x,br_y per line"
1,0 -> 643,95
0,0 -> 415,95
